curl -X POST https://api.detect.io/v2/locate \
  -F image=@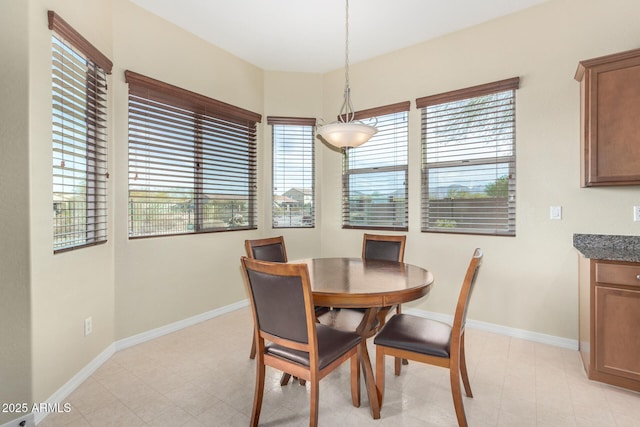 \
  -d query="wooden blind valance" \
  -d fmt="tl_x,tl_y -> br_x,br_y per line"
416,77 -> 520,109
339,101 -> 411,122
125,70 -> 262,125
267,116 -> 317,126
48,11 -> 113,74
